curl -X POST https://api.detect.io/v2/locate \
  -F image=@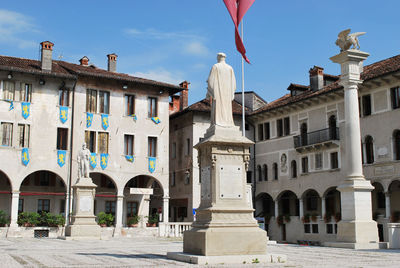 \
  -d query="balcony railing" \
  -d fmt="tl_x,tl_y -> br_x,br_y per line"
294,127 -> 339,148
